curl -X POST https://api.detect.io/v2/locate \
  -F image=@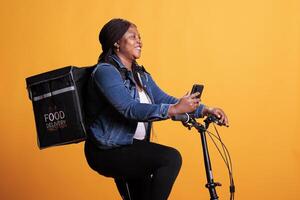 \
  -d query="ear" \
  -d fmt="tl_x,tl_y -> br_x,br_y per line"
114,42 -> 120,49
